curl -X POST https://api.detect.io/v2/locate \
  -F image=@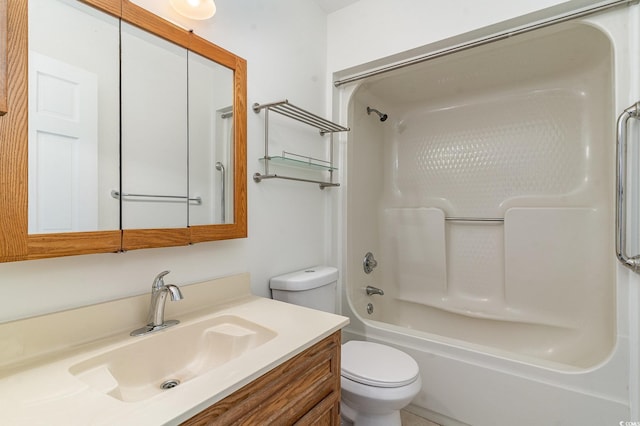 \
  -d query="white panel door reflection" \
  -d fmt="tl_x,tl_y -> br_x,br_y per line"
28,52 -> 98,233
